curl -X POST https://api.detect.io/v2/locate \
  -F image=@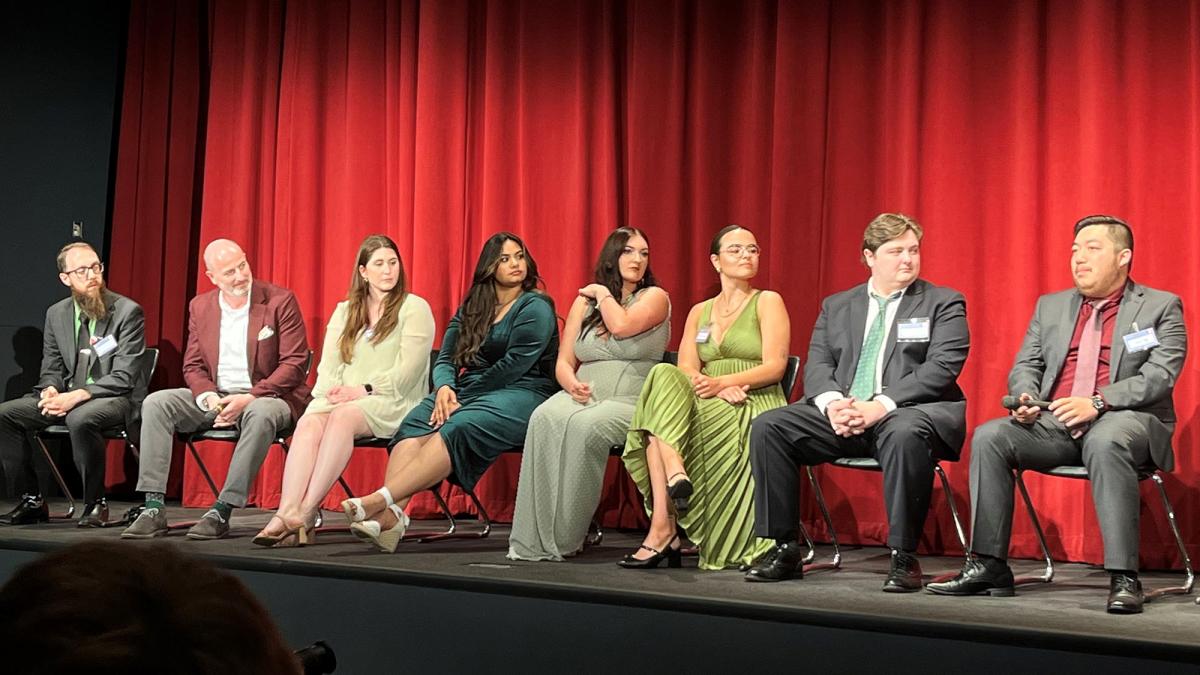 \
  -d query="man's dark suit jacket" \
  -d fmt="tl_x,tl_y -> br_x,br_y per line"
1007,280 -> 1186,470
182,281 -> 312,421
803,277 -> 970,457
35,289 -> 149,429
